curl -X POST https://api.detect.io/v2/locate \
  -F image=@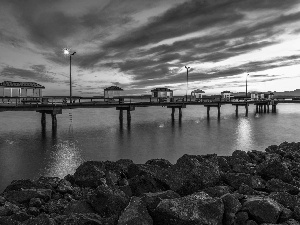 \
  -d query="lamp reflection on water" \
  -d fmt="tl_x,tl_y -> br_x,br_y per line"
44,140 -> 84,178
235,117 -> 253,151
